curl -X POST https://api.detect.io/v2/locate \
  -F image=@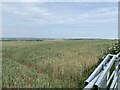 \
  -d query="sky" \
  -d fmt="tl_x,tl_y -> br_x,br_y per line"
2,2 -> 118,39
